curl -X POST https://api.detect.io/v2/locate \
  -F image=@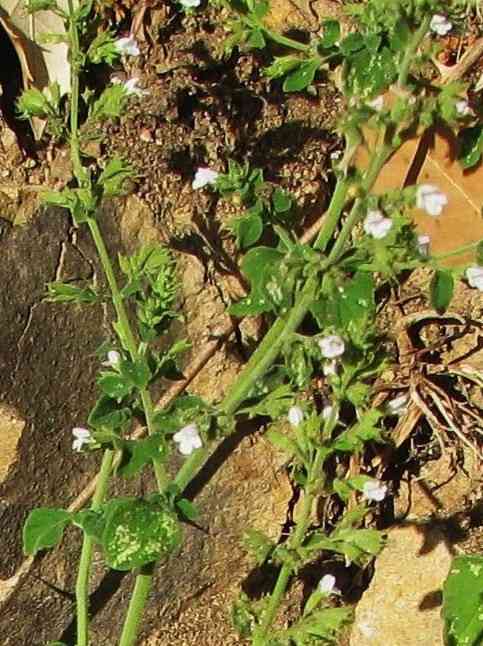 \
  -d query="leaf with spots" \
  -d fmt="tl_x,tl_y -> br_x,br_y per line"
101,498 -> 182,571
